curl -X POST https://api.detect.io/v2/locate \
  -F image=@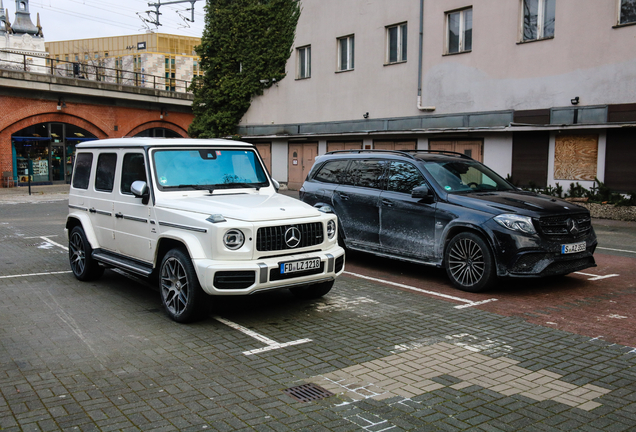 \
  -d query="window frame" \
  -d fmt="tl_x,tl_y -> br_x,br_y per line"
72,153 -> 93,190
296,45 -> 311,79
617,0 -> 636,26
445,7 -> 473,55
120,152 -> 147,195
386,22 -> 408,64
337,35 -> 355,72
520,0 -> 556,42
94,153 -> 117,193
